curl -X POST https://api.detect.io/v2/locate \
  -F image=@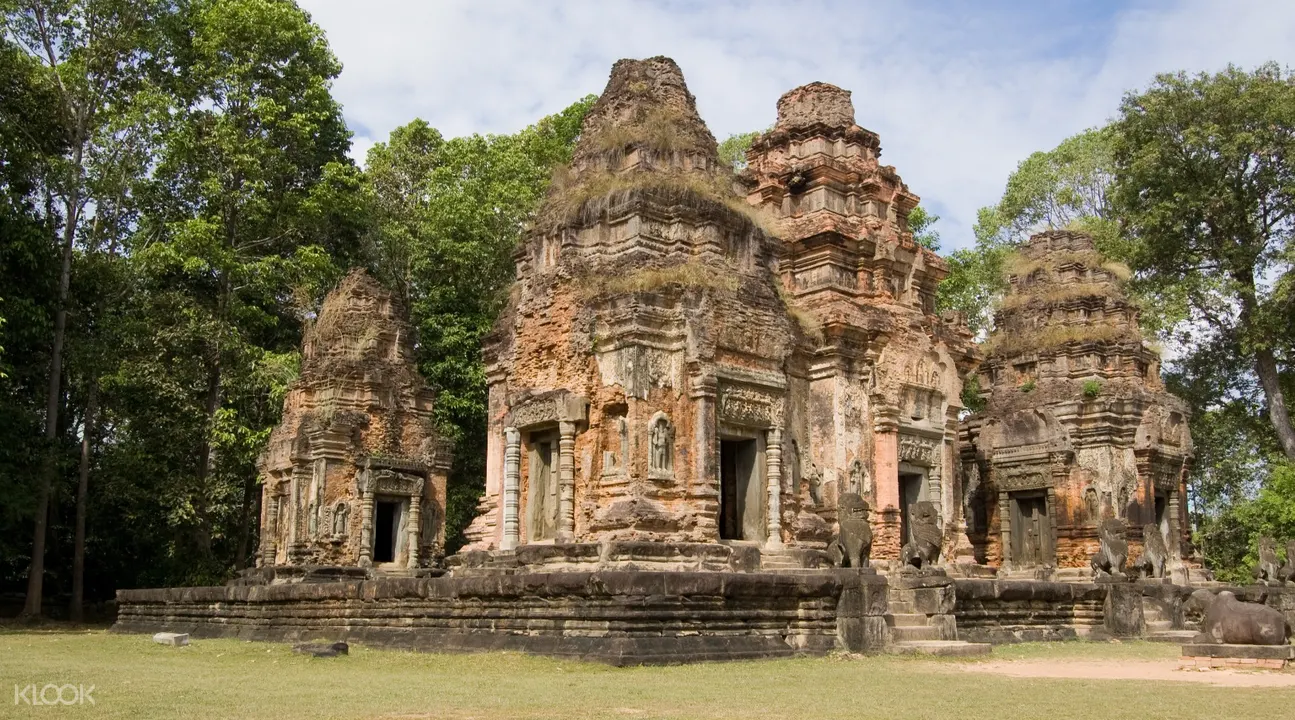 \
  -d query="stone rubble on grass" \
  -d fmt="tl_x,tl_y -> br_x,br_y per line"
151,632 -> 189,647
